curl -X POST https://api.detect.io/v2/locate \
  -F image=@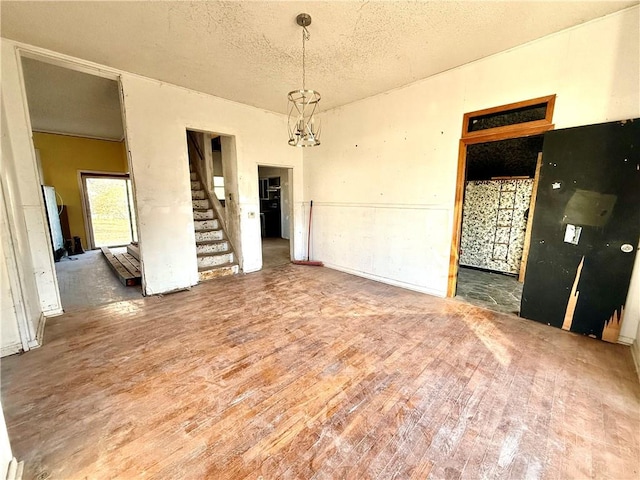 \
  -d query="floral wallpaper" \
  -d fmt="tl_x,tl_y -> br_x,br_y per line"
460,179 -> 534,274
